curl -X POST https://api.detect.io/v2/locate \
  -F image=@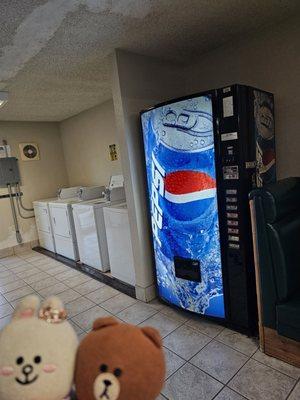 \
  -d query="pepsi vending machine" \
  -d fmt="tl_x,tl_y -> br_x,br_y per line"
141,84 -> 275,333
